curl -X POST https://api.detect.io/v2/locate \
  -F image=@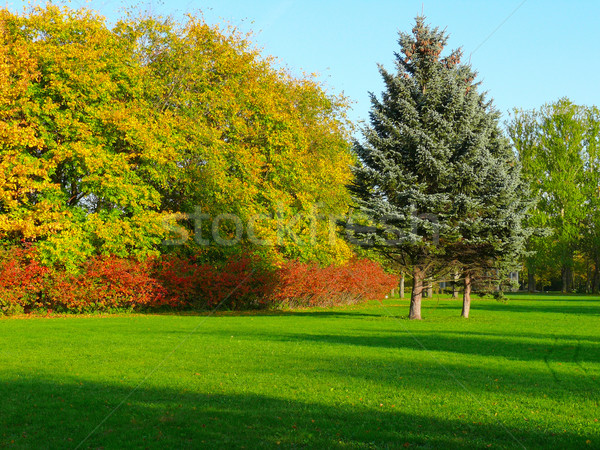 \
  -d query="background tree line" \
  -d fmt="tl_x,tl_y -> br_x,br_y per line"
509,100 -> 600,293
